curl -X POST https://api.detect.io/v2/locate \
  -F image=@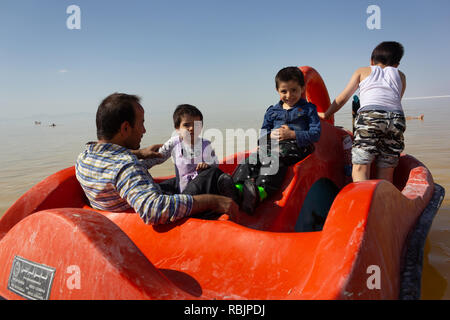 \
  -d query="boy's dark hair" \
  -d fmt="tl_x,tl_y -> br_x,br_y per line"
96,93 -> 141,140
173,104 -> 203,128
371,41 -> 404,66
275,67 -> 305,89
